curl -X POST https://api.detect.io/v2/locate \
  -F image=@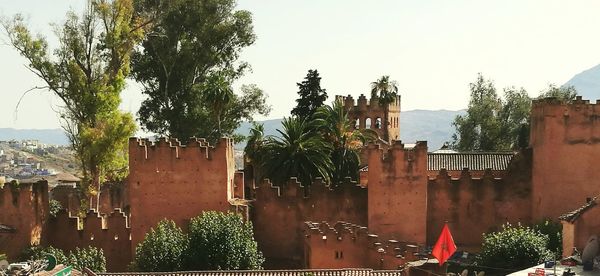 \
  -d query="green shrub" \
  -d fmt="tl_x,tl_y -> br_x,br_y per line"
21,246 -> 68,265
21,245 -> 105,272
49,199 -> 62,218
133,219 -> 188,272
183,211 -> 264,270
477,223 -> 553,270
533,219 -> 562,258
68,246 -> 106,272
